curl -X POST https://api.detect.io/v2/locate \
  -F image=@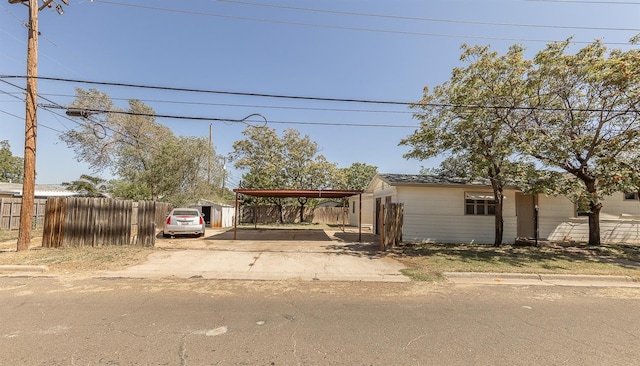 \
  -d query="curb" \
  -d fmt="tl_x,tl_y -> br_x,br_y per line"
444,272 -> 636,282
443,272 -> 639,287
0,265 -> 48,273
